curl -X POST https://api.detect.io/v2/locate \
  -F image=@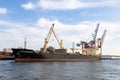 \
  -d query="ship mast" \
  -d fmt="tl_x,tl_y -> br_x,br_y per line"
24,37 -> 27,49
